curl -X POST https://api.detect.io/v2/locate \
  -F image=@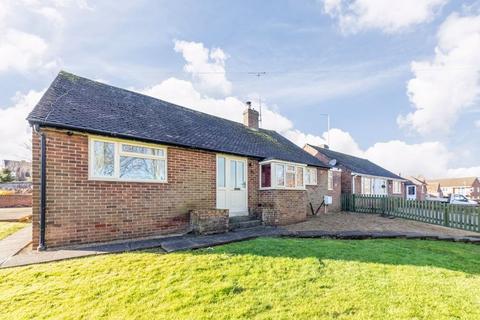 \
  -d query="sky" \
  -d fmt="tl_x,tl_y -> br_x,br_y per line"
1,0 -> 480,179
